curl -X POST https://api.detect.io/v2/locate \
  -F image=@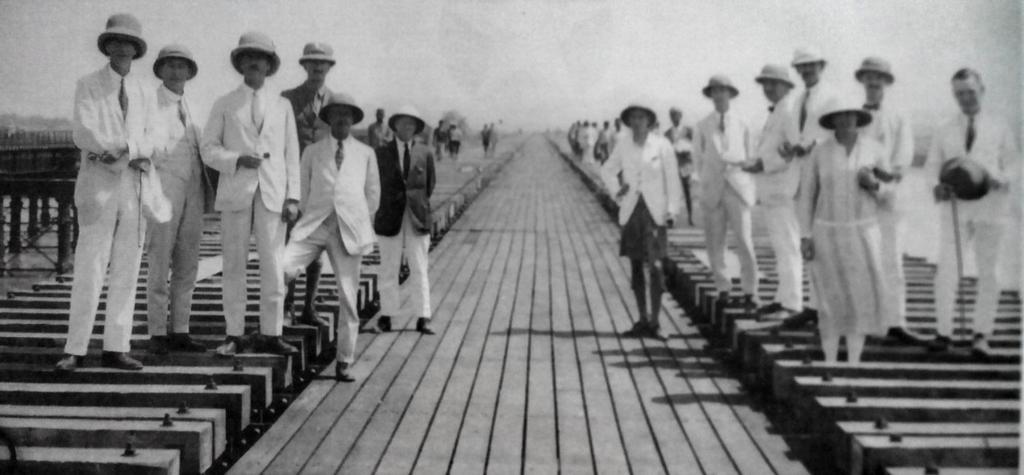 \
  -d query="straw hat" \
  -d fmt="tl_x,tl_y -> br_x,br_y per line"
318,92 -> 364,125
791,47 -> 826,67
818,97 -> 873,130
702,74 -> 739,98
754,64 -> 794,88
97,13 -> 147,59
230,31 -> 280,76
388,105 -> 427,134
619,103 -> 657,125
855,56 -> 895,84
299,42 -> 335,65
153,44 -> 197,80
